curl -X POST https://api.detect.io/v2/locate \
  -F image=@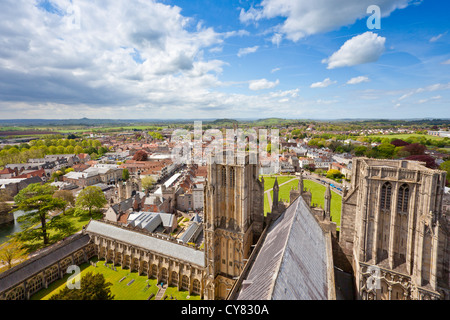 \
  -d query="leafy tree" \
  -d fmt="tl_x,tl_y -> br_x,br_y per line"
405,155 -> 437,169
122,168 -> 130,181
390,139 -> 409,147
14,183 -> 66,245
132,150 -> 148,161
49,272 -> 114,300
376,143 -> 396,159
53,190 -> 75,215
439,160 -> 450,186
141,176 -> 155,192
402,143 -> 426,156
326,169 -> 344,180
74,146 -> 84,154
354,145 -> 368,157
148,131 -> 164,140
75,186 -> 107,217
0,239 -> 27,269
48,215 -> 77,239
0,189 -> 13,216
